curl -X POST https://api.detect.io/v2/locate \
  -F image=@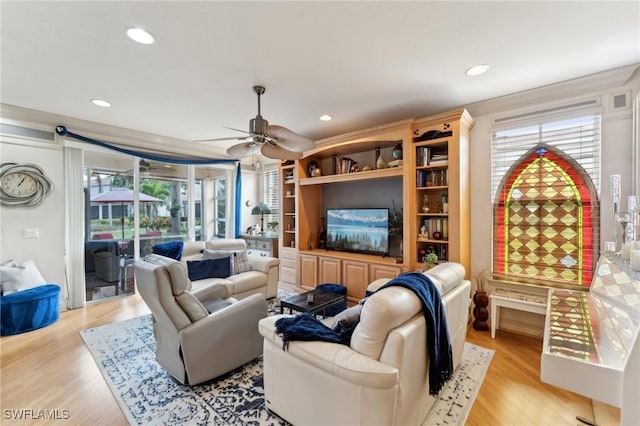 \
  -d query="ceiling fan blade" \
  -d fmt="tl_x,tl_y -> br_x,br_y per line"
261,143 -> 303,161
227,142 -> 260,158
223,126 -> 257,136
194,135 -> 246,143
267,125 -> 315,152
